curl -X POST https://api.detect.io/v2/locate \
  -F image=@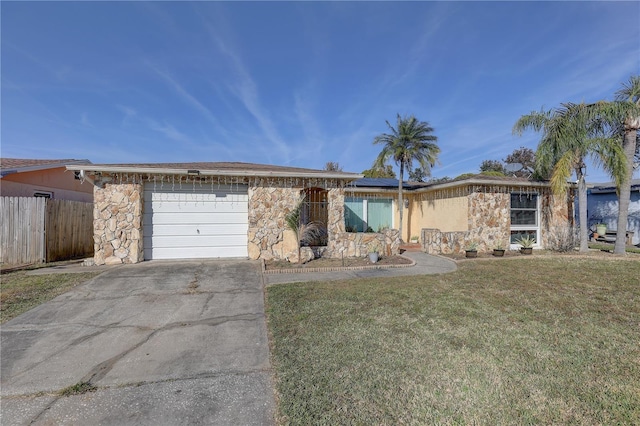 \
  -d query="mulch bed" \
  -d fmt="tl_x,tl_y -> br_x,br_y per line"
265,255 -> 413,271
